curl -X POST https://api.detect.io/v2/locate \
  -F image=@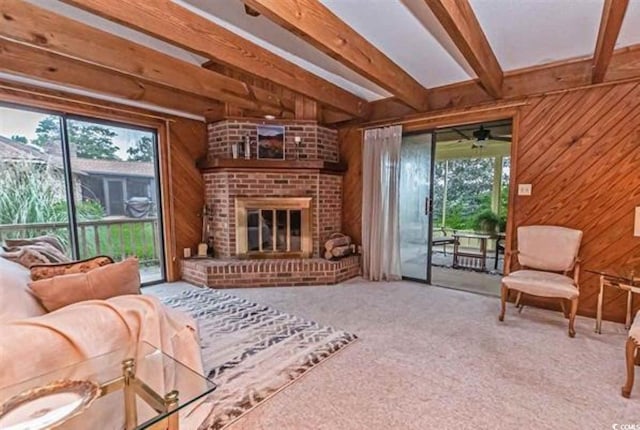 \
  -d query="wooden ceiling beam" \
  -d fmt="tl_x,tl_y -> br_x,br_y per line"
0,0 -> 292,117
592,0 -> 629,84
0,38 -> 219,116
424,0 -> 503,98
357,43 -> 640,124
243,0 -> 429,111
60,0 -> 369,118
